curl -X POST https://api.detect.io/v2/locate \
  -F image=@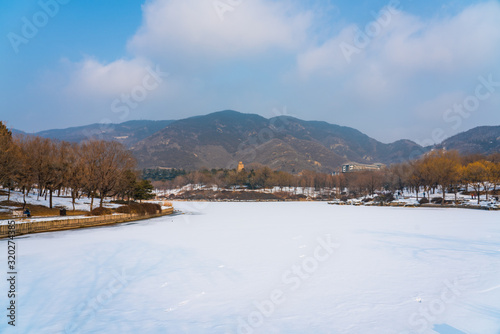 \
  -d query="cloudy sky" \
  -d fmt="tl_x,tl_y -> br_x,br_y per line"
1,0 -> 499,144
